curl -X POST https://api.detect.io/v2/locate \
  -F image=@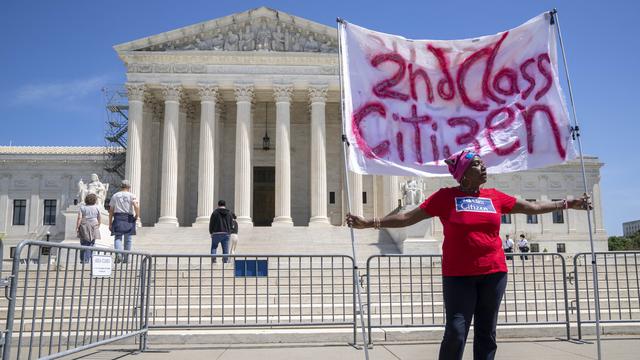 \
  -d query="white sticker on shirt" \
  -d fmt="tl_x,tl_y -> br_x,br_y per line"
455,197 -> 497,213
